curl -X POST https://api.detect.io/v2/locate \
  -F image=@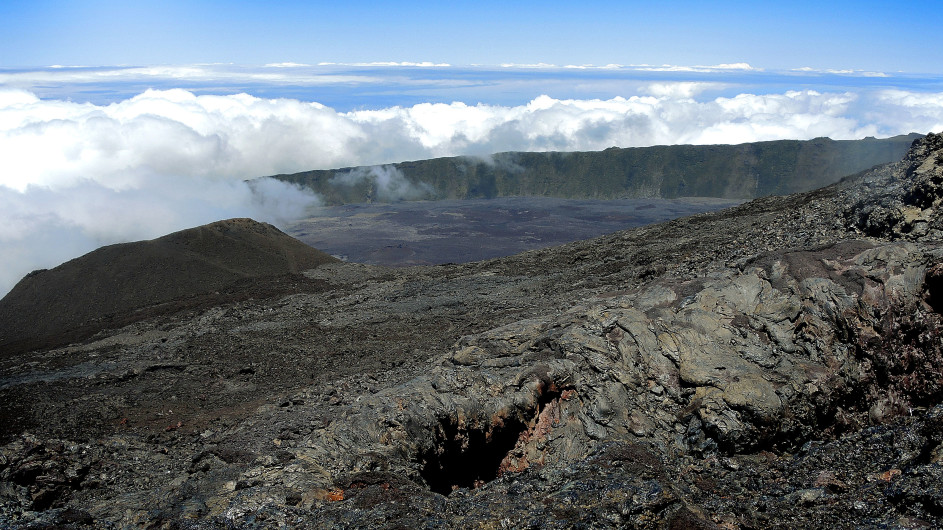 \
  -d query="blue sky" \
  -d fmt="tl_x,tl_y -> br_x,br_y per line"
2,1 -> 942,73
2,1 -> 943,298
